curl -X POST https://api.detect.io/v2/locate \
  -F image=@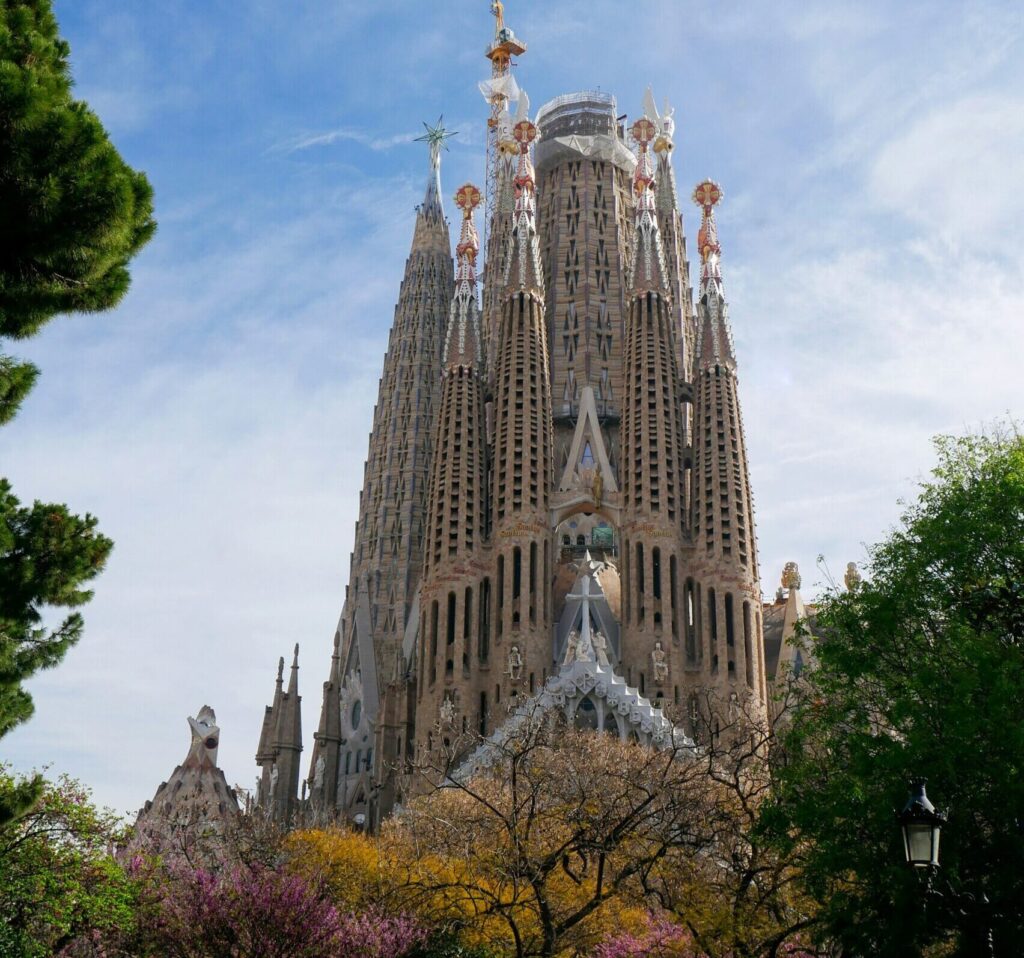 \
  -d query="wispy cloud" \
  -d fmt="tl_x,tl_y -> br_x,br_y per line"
280,126 -> 420,153
12,0 -> 1023,817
